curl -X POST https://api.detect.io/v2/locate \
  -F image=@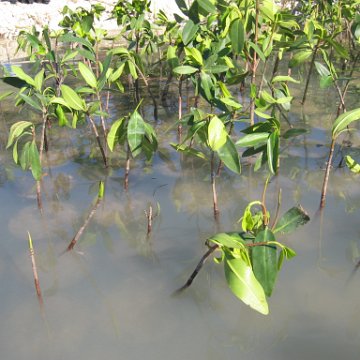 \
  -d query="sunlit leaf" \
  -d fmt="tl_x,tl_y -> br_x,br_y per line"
274,205 -> 310,235
7,121 -> 33,148
29,141 -> 41,180
60,84 -> 86,111
224,251 -> 269,315
128,110 -> 145,157
332,108 -> 360,139
173,65 -> 198,75
252,229 -> 277,297
208,232 -> 246,249
345,155 -> 360,174
267,131 -> 279,174
107,117 -> 125,151
236,133 -> 269,147
208,116 -> 227,151
78,62 -> 97,89
11,66 -> 35,86
18,93 -> 42,112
